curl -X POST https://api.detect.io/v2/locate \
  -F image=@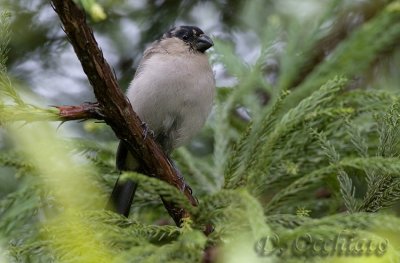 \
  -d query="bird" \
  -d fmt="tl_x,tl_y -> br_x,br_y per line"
109,26 -> 215,217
